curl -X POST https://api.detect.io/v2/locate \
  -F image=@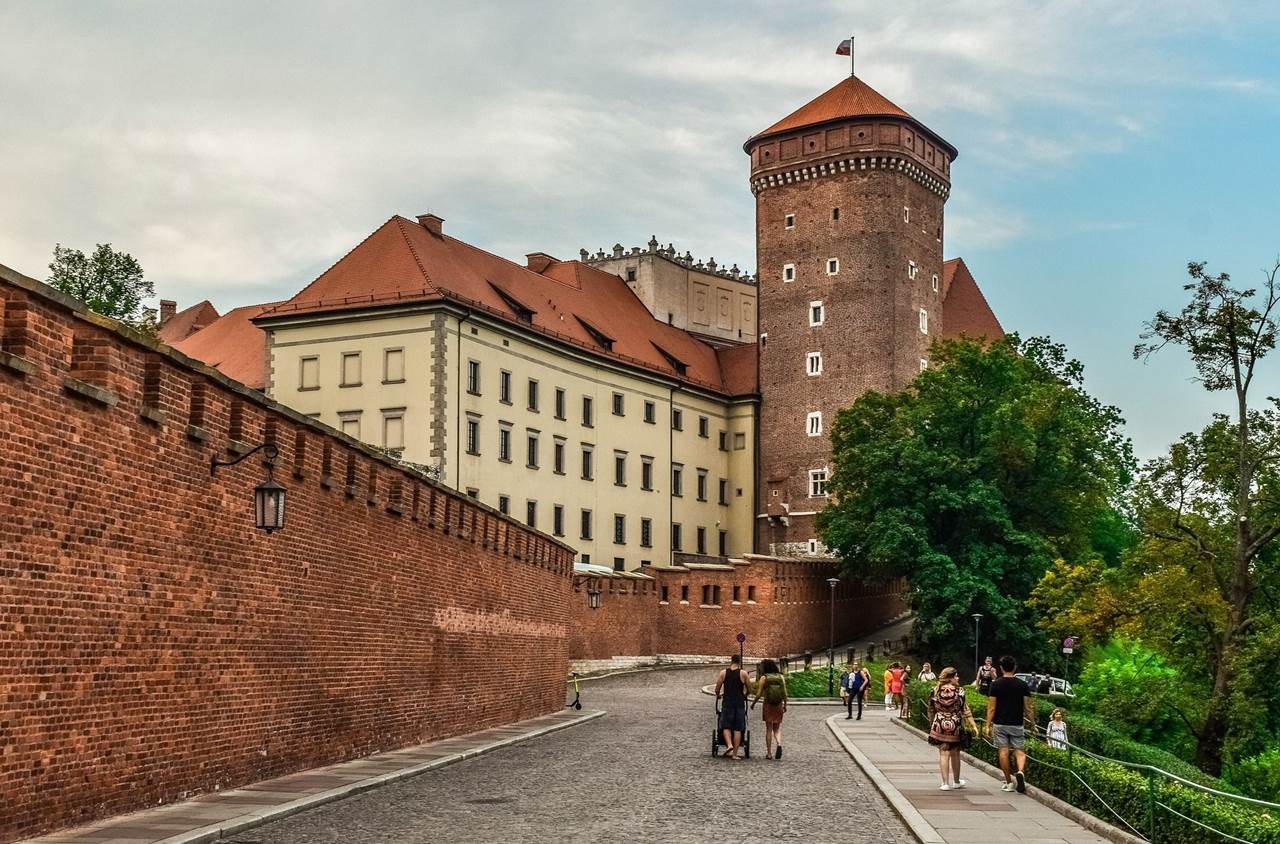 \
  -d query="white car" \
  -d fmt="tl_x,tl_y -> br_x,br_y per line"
1015,672 -> 1074,698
